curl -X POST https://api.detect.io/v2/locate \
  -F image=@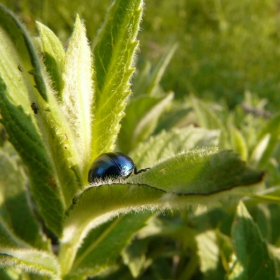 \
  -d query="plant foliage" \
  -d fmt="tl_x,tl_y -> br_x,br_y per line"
0,0 -> 278,279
